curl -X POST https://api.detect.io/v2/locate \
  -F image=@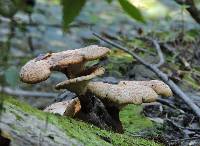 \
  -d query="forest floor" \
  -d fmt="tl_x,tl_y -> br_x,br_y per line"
0,95 -> 161,146
0,0 -> 200,146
